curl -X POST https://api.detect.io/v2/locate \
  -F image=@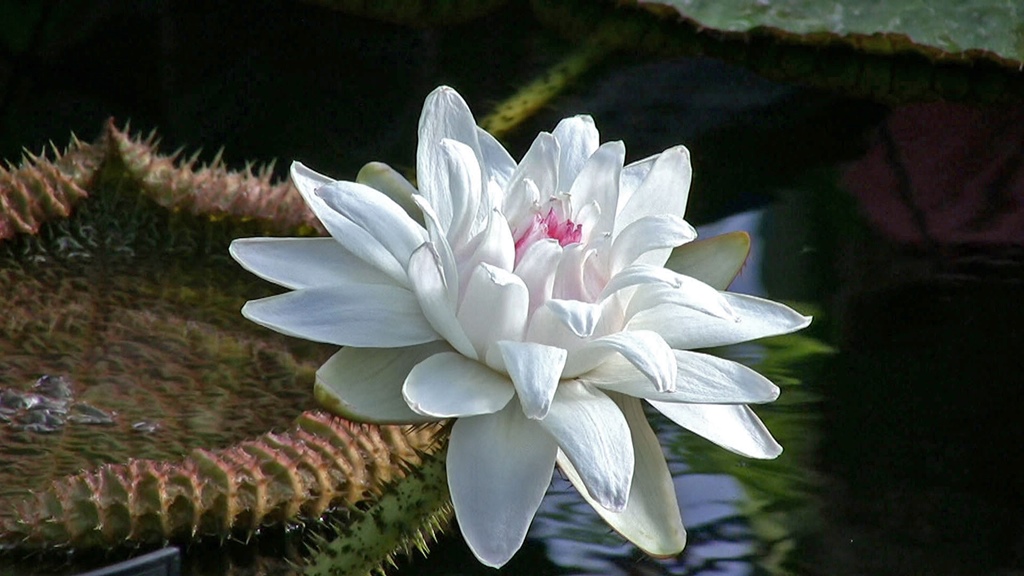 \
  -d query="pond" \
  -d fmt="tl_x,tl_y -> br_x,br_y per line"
1,3 -> 1022,576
